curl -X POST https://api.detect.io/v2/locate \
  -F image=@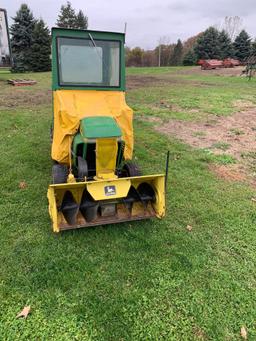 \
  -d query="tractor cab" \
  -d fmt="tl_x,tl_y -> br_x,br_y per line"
48,28 -> 166,232
51,28 -> 131,182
